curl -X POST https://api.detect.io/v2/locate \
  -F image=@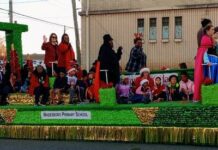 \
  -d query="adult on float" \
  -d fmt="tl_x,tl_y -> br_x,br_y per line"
133,67 -> 154,92
41,33 -> 58,77
125,33 -> 147,72
98,34 -> 123,86
197,18 -> 212,48
194,24 -> 215,102
203,27 -> 218,83
58,33 -> 75,73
